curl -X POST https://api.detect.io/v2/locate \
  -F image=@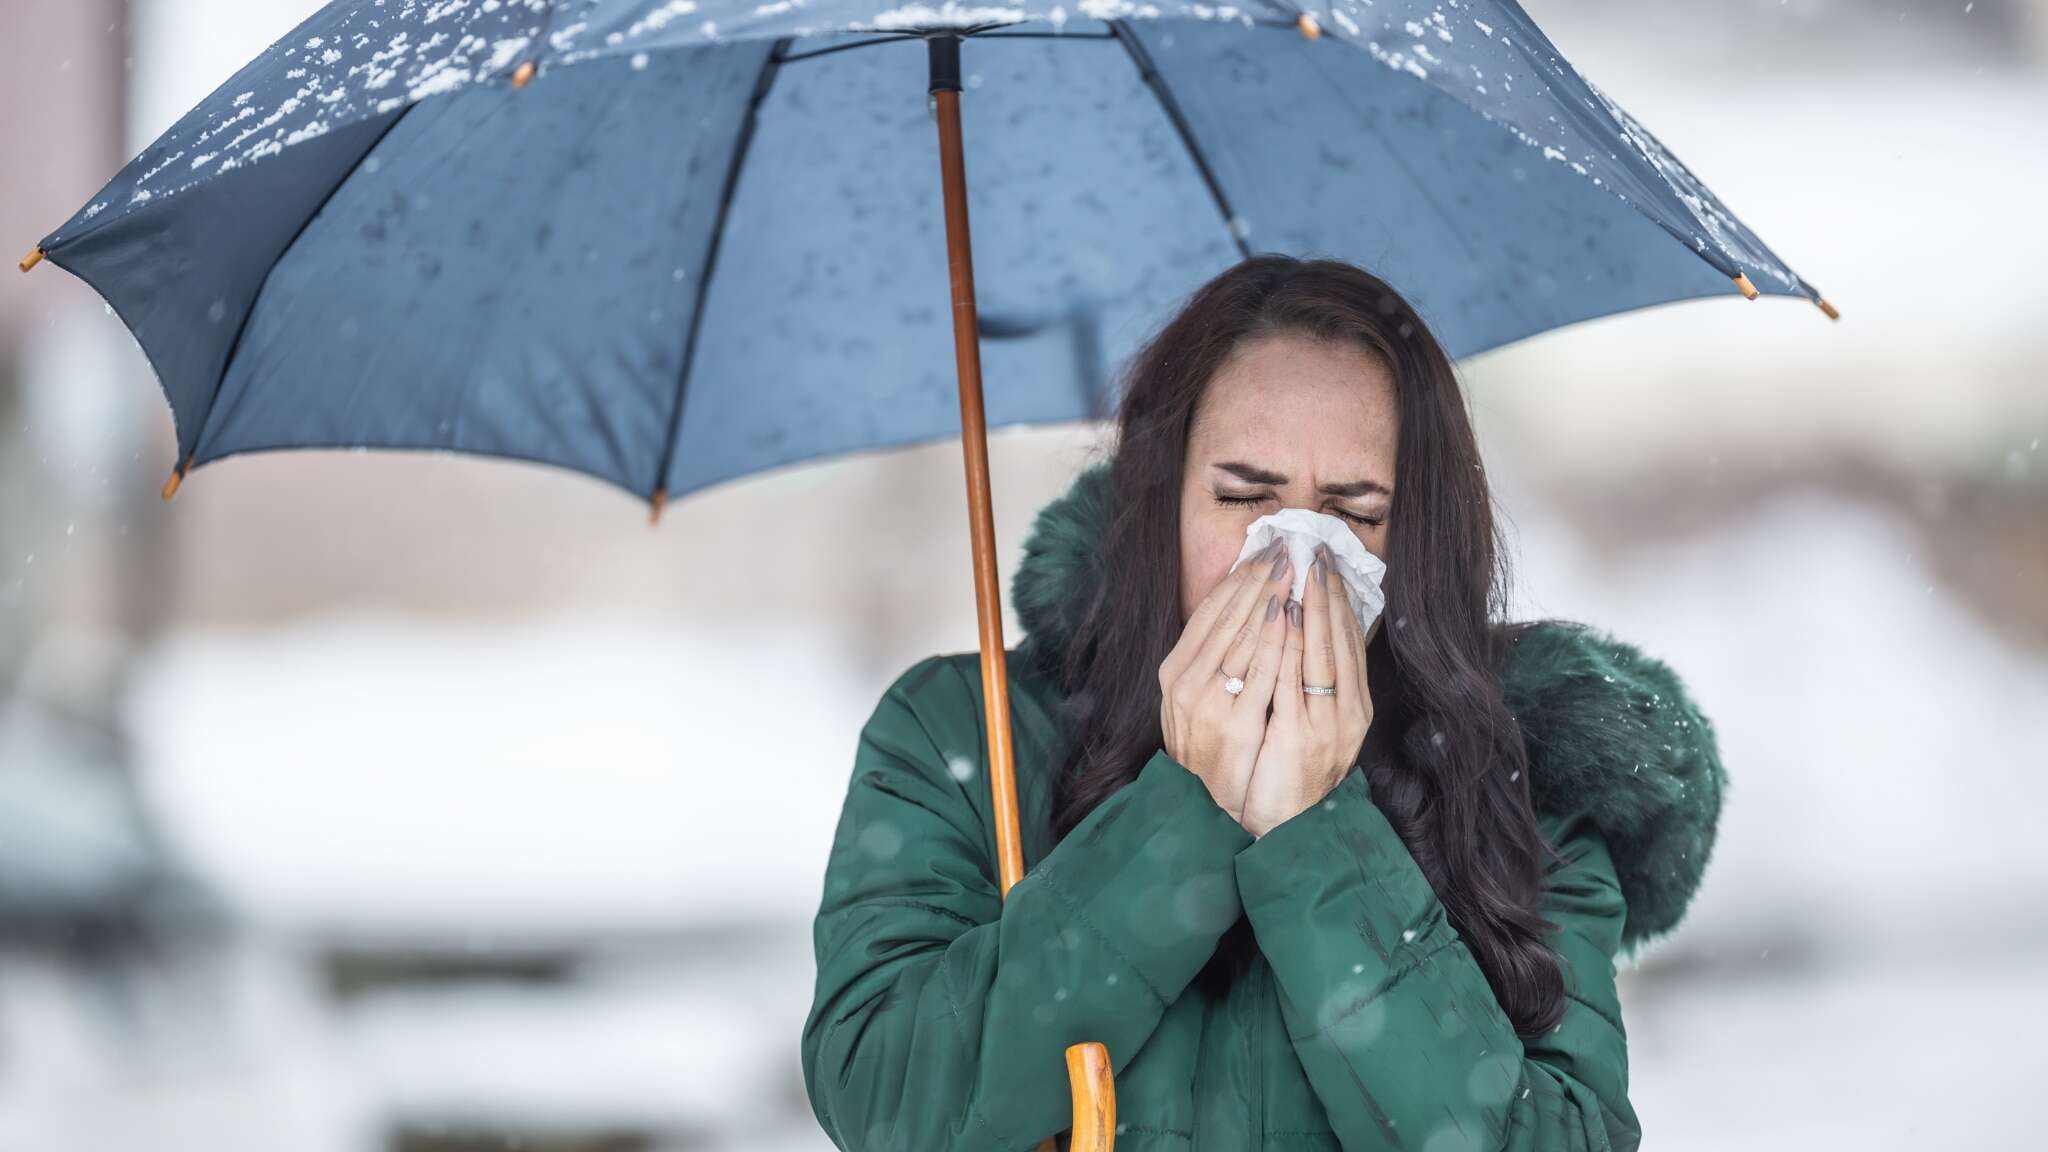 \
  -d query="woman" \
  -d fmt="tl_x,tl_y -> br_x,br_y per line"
799,256 -> 1724,1152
